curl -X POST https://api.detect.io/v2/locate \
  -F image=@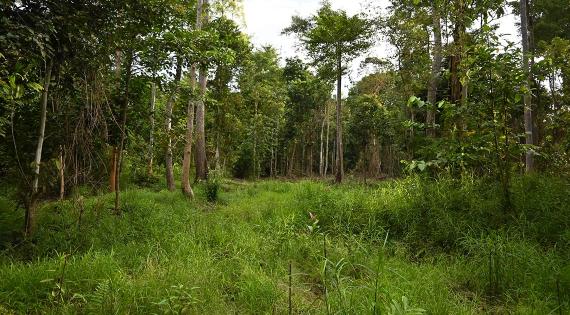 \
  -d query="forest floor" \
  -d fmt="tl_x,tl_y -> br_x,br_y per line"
0,176 -> 569,314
